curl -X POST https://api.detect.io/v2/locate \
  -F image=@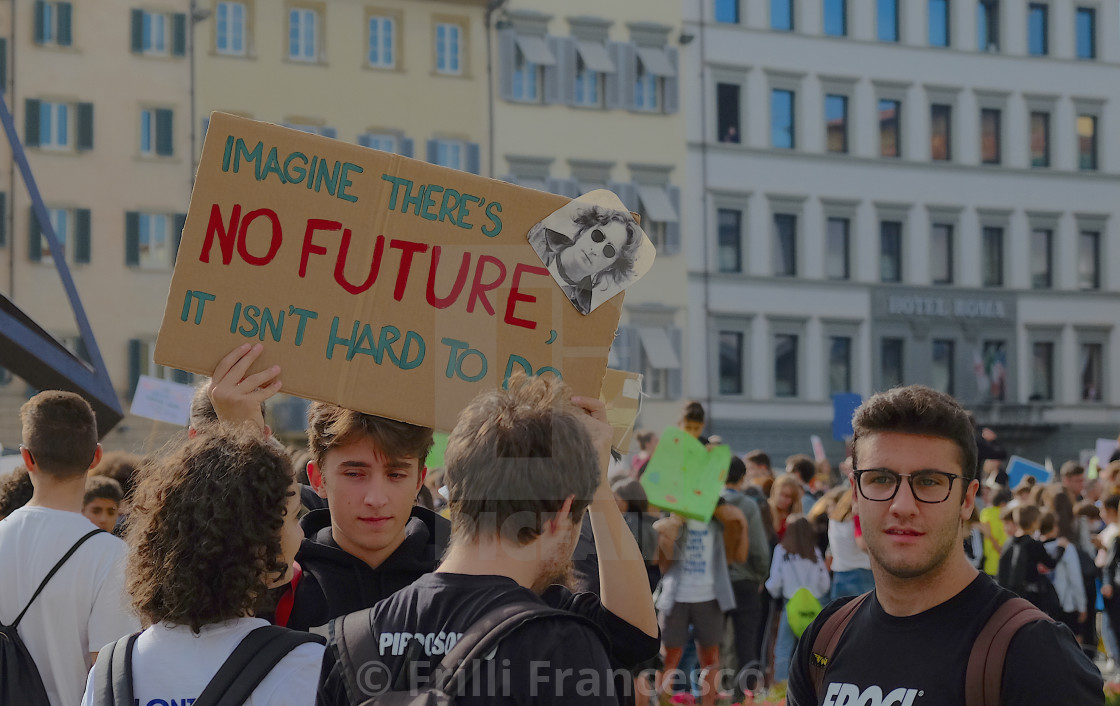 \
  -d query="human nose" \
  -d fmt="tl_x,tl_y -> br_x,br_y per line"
889,476 -> 920,515
362,476 -> 389,508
